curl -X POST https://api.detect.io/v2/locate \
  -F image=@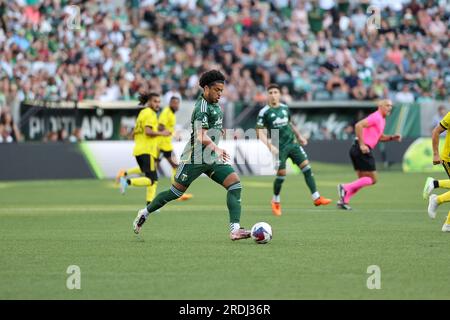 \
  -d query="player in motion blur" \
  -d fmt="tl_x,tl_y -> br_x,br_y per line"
337,99 -> 401,210
117,92 -> 170,205
157,96 -> 193,201
256,84 -> 331,216
132,70 -> 251,241
422,111 -> 450,232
